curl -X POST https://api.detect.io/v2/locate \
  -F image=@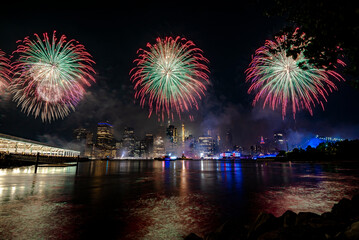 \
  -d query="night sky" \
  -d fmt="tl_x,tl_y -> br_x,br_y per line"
0,2 -> 359,149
